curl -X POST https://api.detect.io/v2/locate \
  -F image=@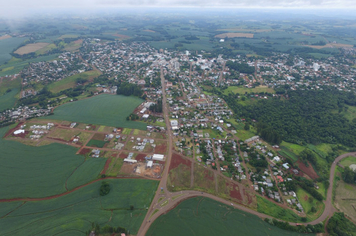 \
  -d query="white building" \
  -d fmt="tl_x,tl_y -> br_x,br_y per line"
152,154 -> 164,161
